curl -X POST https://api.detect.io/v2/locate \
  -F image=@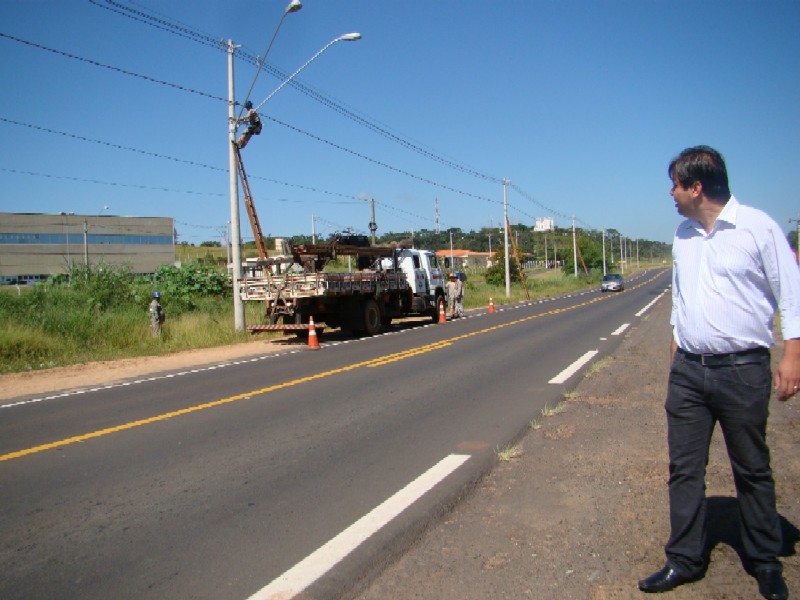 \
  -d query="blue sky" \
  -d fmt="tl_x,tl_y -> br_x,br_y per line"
1,0 -> 798,246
